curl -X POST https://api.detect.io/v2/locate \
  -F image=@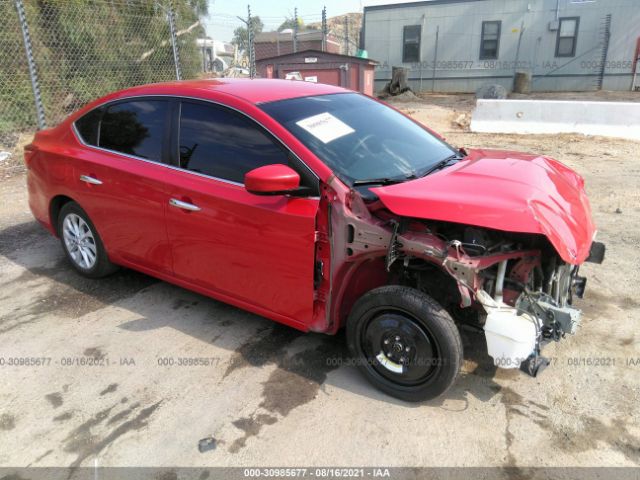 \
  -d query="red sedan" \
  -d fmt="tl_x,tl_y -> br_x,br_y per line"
25,79 -> 604,400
